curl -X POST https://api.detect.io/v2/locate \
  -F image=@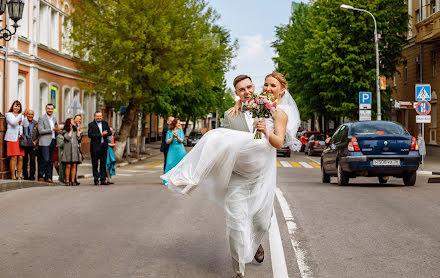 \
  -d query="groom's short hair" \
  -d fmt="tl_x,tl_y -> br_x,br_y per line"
233,75 -> 252,88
